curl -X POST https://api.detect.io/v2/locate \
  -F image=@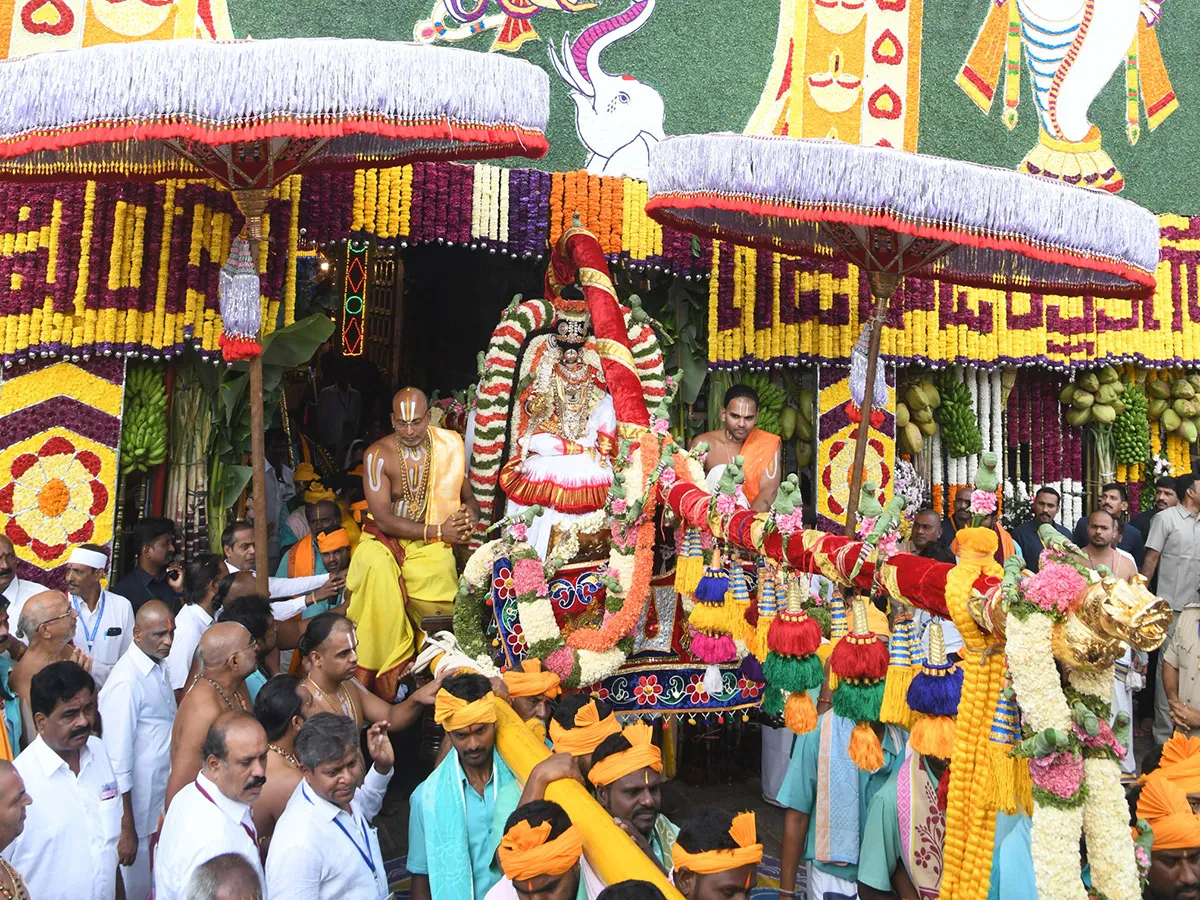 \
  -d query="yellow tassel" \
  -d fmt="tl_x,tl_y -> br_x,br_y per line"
754,614 -> 774,663
847,722 -> 884,772
910,715 -> 957,760
879,662 -> 918,728
784,692 -> 817,734
1014,756 -> 1033,817
687,601 -> 728,636
674,555 -> 703,595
